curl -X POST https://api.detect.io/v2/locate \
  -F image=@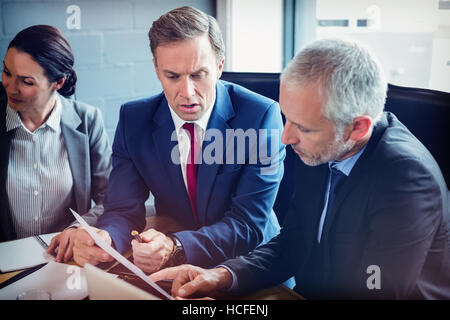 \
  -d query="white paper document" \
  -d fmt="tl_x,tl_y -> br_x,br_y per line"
0,261 -> 88,300
70,209 -> 173,300
85,263 -> 159,300
0,233 -> 58,272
